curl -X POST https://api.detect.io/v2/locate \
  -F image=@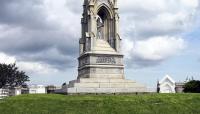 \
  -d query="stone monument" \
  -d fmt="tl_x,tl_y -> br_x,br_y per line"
67,0 -> 146,94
